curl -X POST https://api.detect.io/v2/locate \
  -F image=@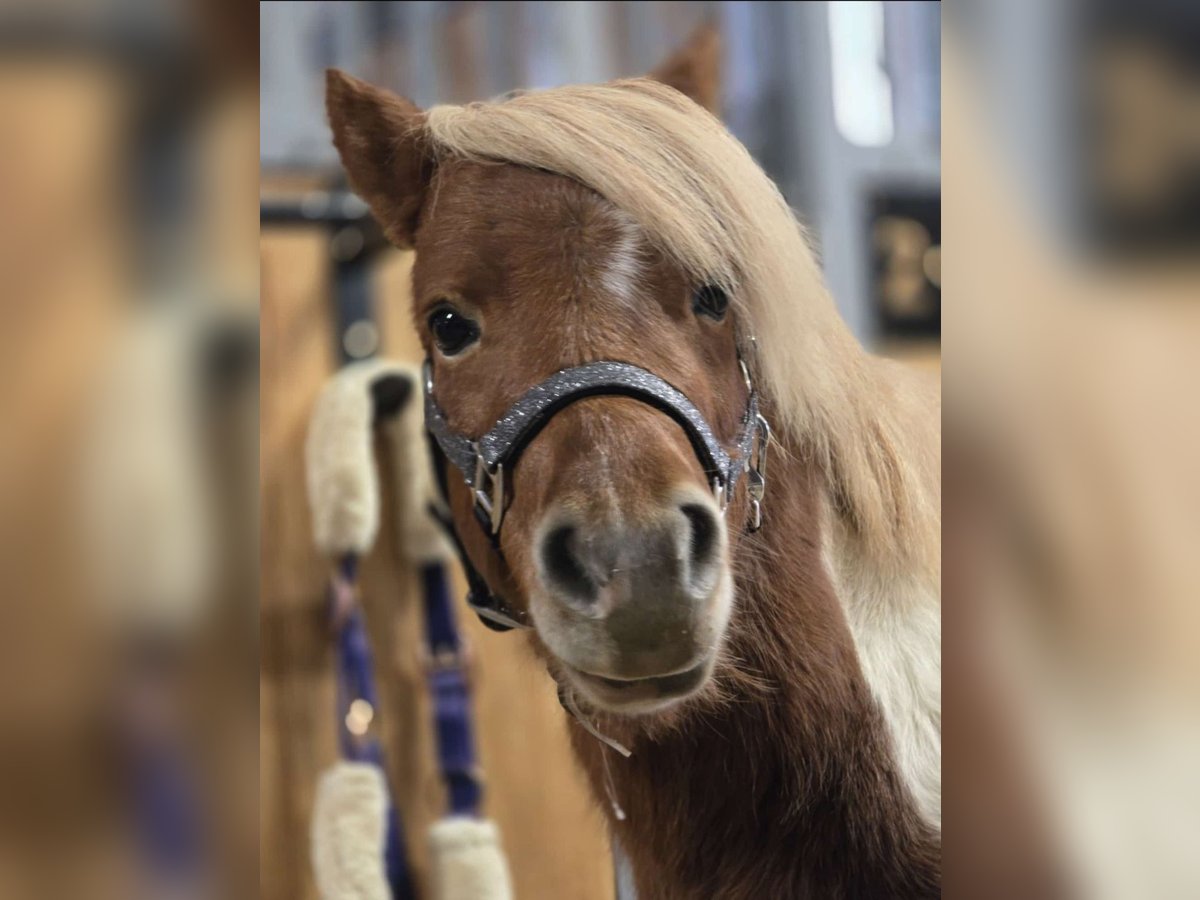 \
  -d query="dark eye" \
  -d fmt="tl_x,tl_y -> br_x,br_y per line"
428,304 -> 481,356
692,284 -> 729,321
